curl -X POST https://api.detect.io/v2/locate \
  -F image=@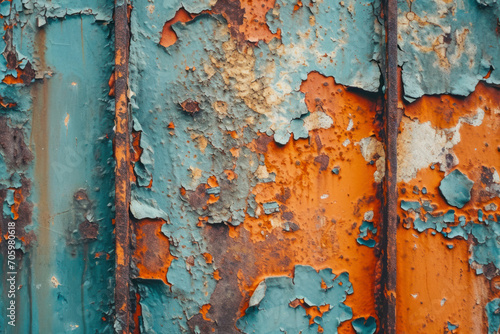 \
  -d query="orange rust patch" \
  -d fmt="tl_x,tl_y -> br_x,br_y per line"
200,304 -> 212,321
230,147 -> 240,157
396,69 -> 500,332
10,188 -> 23,220
293,0 -> 303,11
2,64 -> 35,85
160,8 -> 196,48
213,269 -> 221,281
207,194 -> 219,204
133,292 -> 142,334
207,176 -> 219,188
227,225 -> 239,238
404,82 -> 500,129
108,71 -> 115,96
215,72 -> 384,323
239,0 -> 280,43
133,219 -> 175,285
224,169 -> 237,181
0,96 -> 16,108
290,299 -> 330,325
167,121 -> 175,129
203,252 -> 214,264
227,130 -> 239,139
